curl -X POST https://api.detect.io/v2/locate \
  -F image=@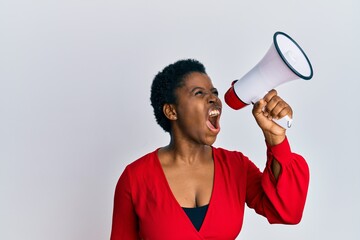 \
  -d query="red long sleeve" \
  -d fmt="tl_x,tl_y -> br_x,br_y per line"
111,167 -> 140,240
110,138 -> 310,239
245,137 -> 310,224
